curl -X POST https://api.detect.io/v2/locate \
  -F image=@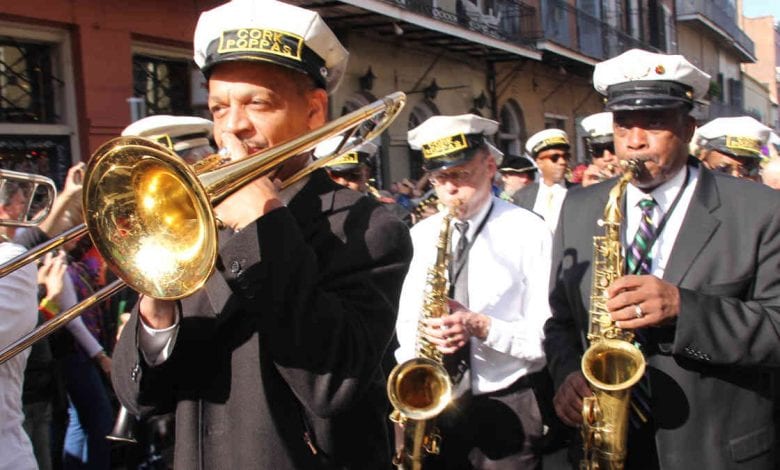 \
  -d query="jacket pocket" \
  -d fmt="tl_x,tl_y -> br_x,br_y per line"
729,425 -> 773,462
698,276 -> 754,298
